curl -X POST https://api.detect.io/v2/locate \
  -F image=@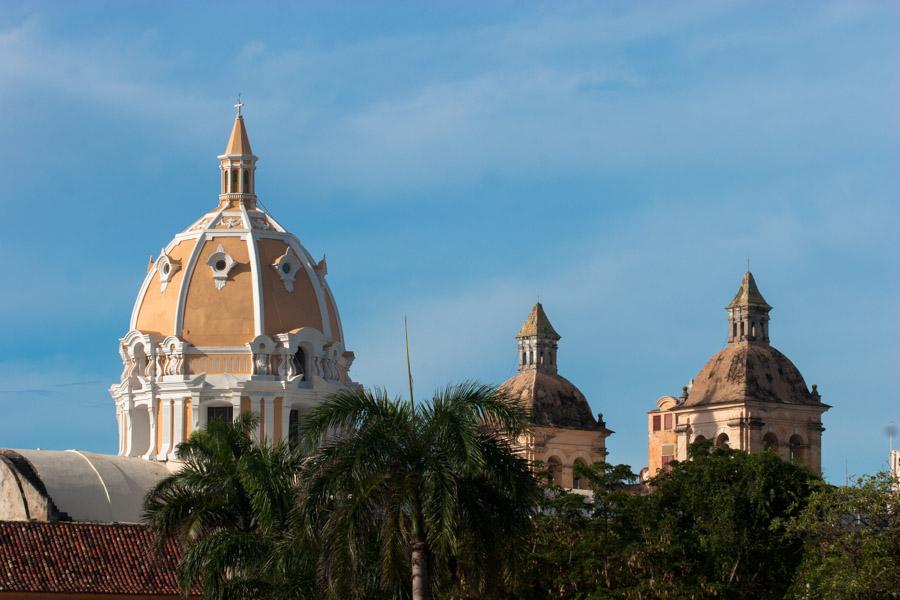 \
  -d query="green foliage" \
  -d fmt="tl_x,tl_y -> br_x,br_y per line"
142,414 -> 316,599
515,440 -> 820,600
785,472 -> 900,600
143,411 -> 900,600
298,382 -> 541,599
